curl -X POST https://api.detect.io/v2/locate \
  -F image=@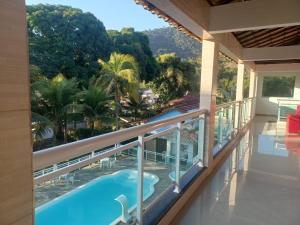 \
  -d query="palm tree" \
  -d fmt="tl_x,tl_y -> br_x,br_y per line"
31,112 -> 54,144
31,74 -> 79,143
97,52 -> 140,130
158,53 -> 187,97
79,84 -> 112,134
125,95 -> 148,123
150,53 -> 189,104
